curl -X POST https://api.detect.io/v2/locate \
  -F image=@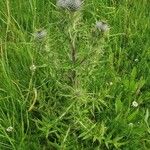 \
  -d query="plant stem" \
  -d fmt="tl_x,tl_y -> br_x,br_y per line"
68,13 -> 78,87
